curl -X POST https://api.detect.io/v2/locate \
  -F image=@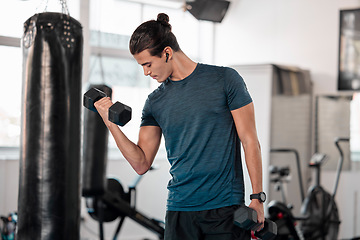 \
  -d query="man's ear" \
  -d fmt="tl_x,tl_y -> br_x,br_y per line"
163,47 -> 172,62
